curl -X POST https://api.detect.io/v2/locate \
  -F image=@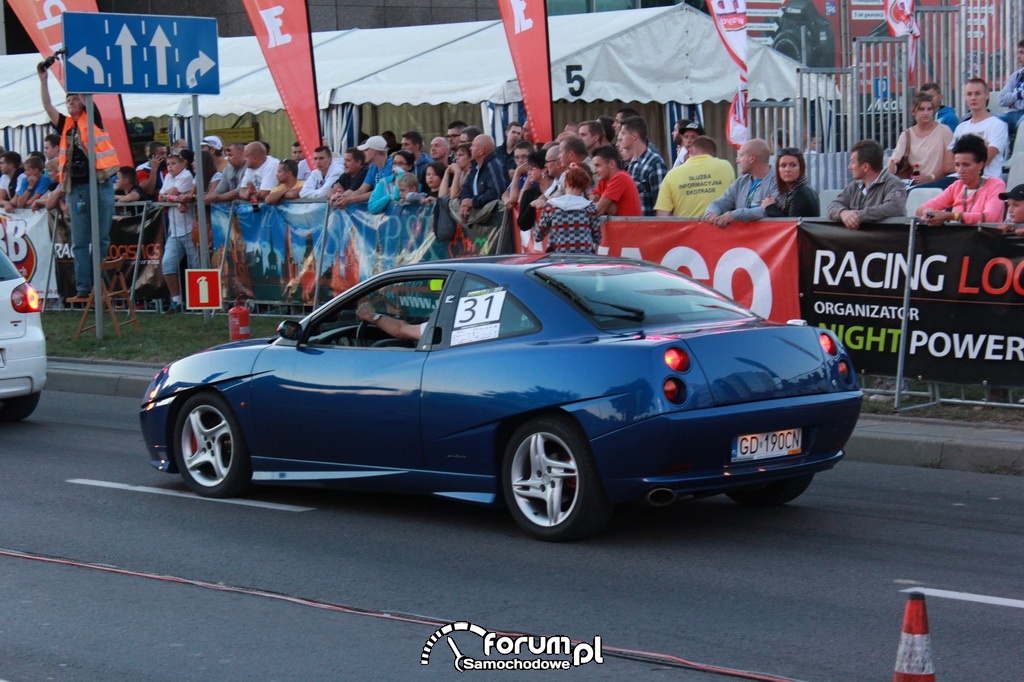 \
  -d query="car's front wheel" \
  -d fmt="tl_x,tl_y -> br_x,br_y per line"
502,415 -> 612,542
0,392 -> 41,422
172,393 -> 252,498
726,474 -> 814,507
